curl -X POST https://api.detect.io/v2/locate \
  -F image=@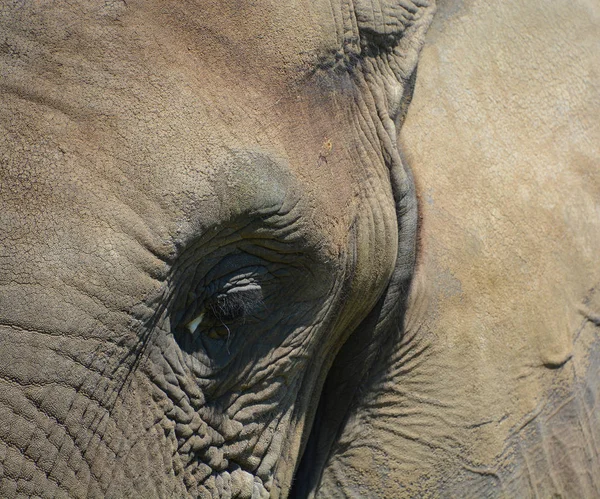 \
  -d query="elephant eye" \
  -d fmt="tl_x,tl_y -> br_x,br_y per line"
207,285 -> 263,323
184,278 -> 265,337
